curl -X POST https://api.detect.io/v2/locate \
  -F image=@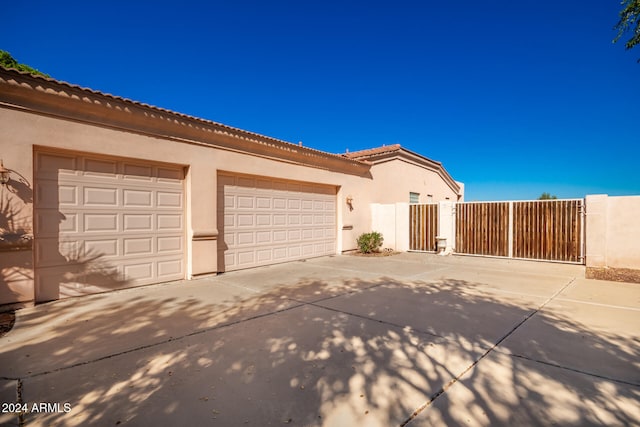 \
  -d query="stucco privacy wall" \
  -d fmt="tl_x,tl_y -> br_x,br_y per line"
0,68 -> 379,306
585,195 -> 640,271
